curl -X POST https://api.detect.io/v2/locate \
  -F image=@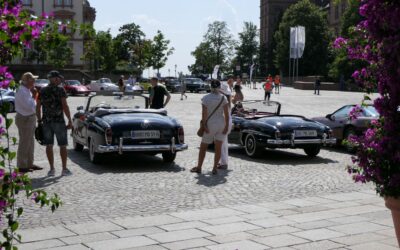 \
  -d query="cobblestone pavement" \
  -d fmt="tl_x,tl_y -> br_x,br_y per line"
7,85 -> 378,229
